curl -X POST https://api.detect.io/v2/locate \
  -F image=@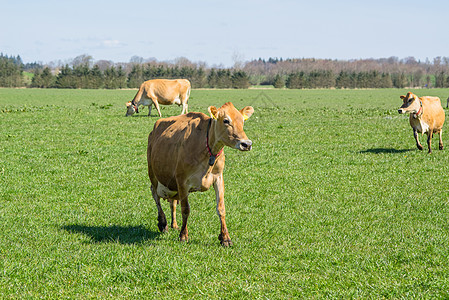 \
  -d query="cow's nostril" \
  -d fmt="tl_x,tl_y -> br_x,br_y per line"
238,140 -> 252,151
